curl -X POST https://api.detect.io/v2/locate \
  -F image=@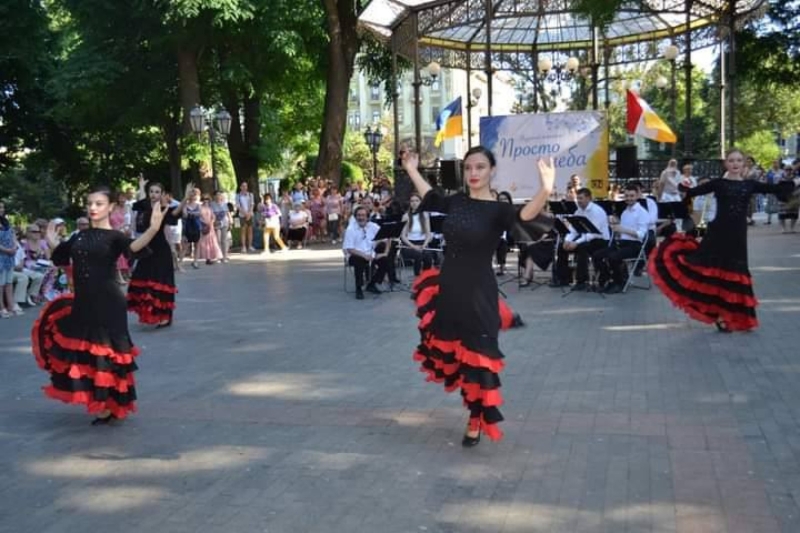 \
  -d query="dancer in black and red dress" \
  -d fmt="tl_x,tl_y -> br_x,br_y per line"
649,148 -> 794,332
127,182 -> 192,327
33,188 -> 165,423
401,147 -> 555,446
